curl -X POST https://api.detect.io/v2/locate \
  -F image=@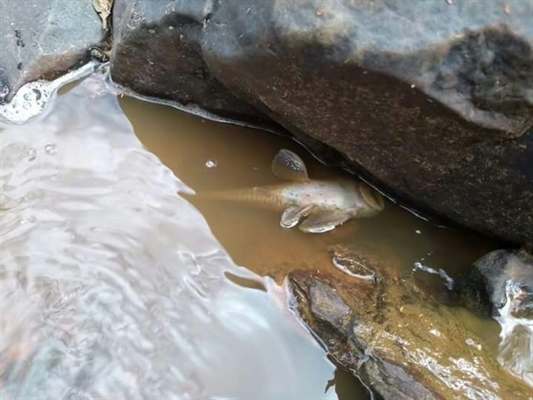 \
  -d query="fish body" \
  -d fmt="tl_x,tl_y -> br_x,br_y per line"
194,149 -> 384,233
202,180 -> 379,216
